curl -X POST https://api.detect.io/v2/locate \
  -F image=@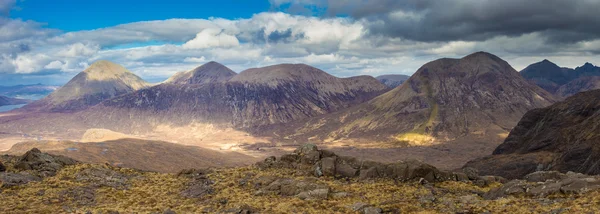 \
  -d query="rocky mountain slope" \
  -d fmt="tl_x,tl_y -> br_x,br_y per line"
521,60 -> 600,97
0,95 -> 30,107
2,145 -> 600,213
464,89 -> 600,179
22,60 -> 149,112
266,52 -> 556,145
376,74 -> 410,88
